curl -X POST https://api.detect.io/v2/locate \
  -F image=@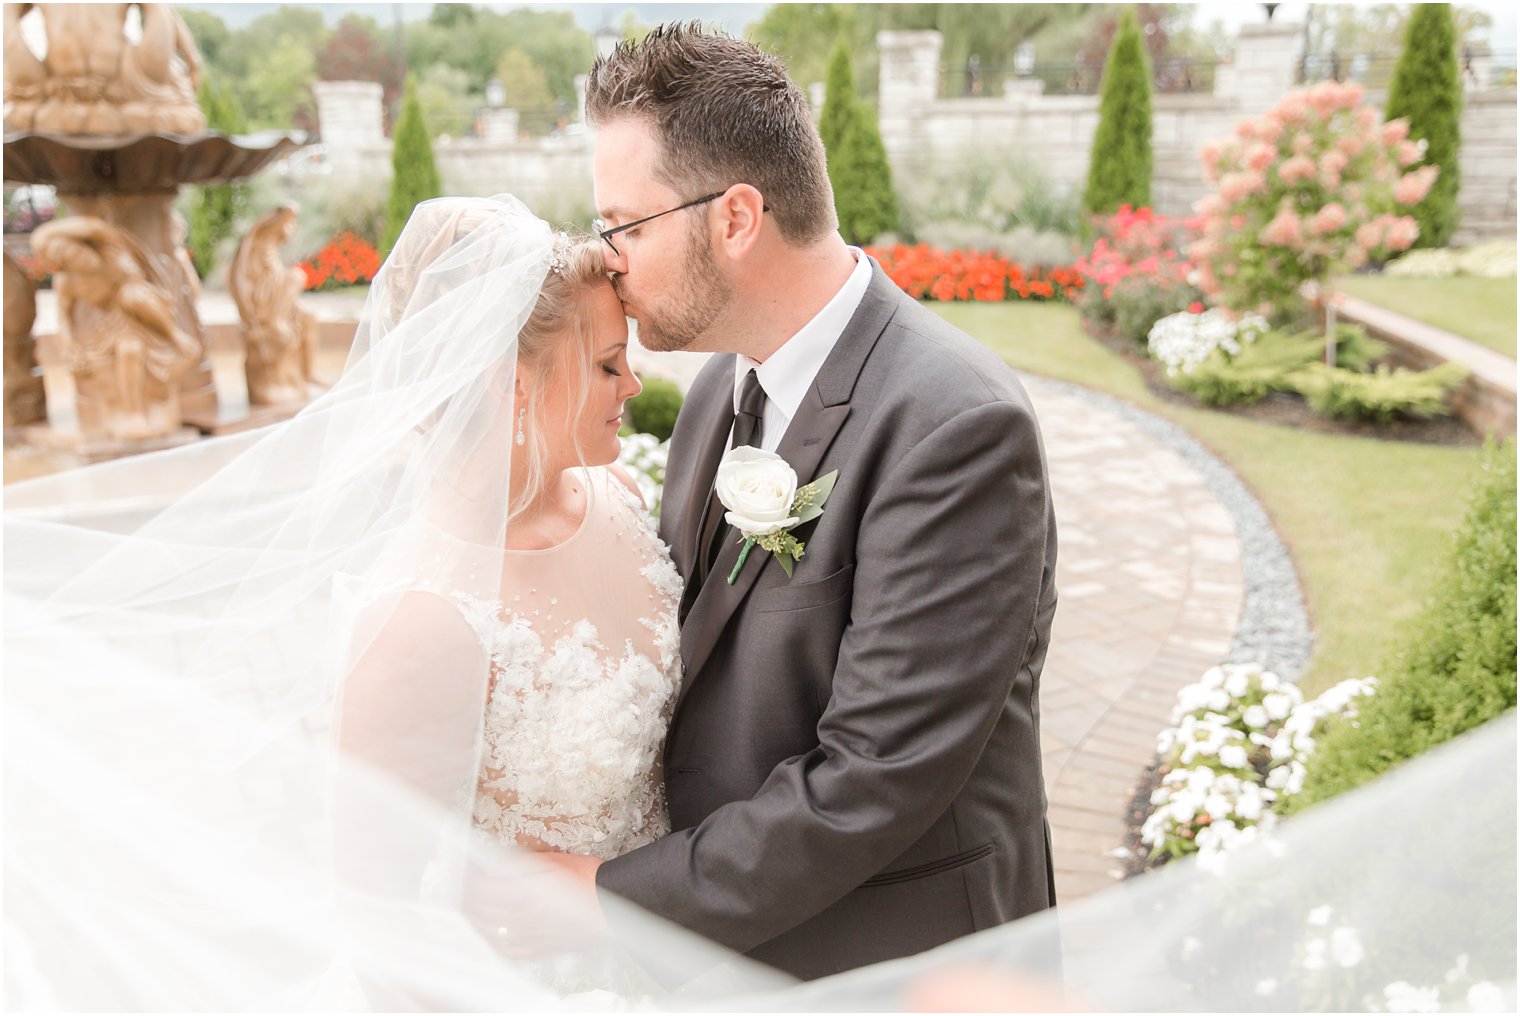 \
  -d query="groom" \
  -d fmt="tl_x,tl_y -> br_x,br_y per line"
555,24 -> 1058,980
